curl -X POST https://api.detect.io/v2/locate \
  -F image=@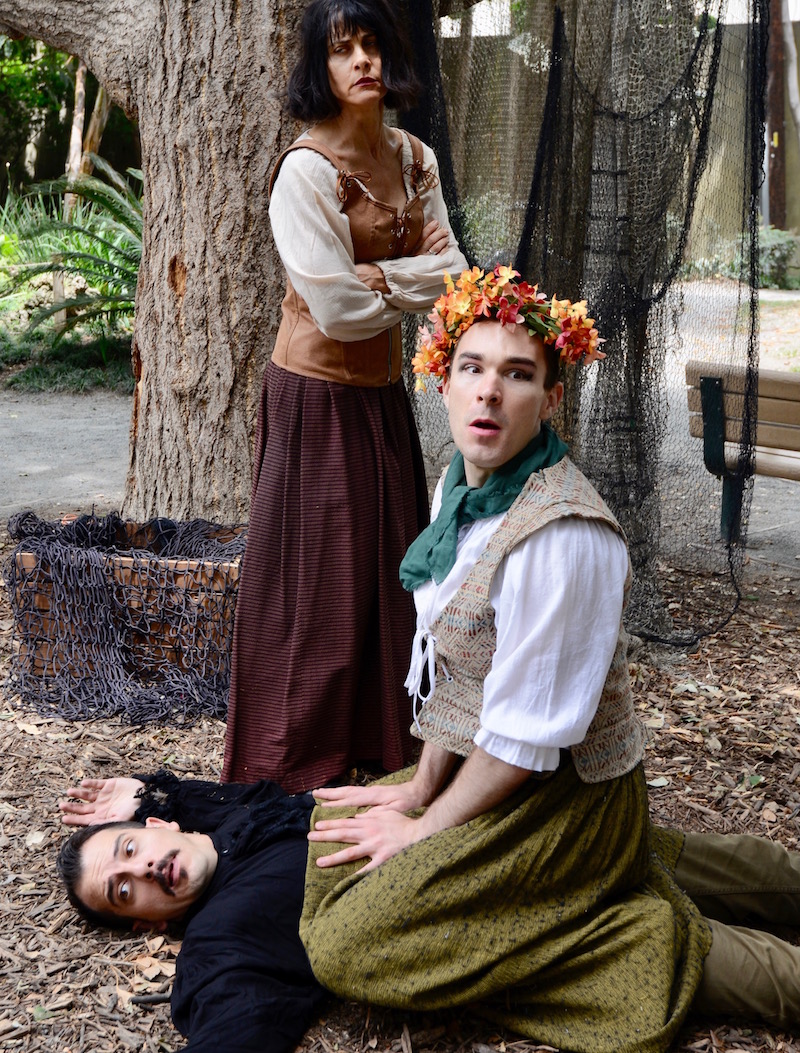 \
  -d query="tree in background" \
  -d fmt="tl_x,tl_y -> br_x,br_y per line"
53,58 -> 115,321
782,0 -> 800,170
0,35 -> 139,195
0,1 -> 306,522
64,58 -> 115,208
